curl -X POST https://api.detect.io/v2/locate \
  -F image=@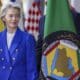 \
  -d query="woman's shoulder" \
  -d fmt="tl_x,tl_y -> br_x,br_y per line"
0,31 -> 3,36
0,31 -> 4,42
19,29 -> 35,42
